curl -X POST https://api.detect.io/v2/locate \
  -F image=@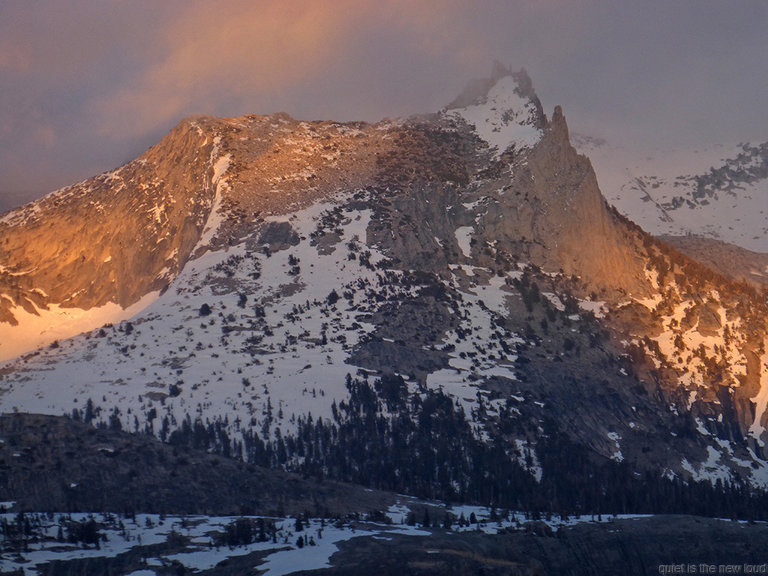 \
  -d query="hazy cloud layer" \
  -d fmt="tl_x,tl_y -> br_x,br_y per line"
1,0 -> 766,211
